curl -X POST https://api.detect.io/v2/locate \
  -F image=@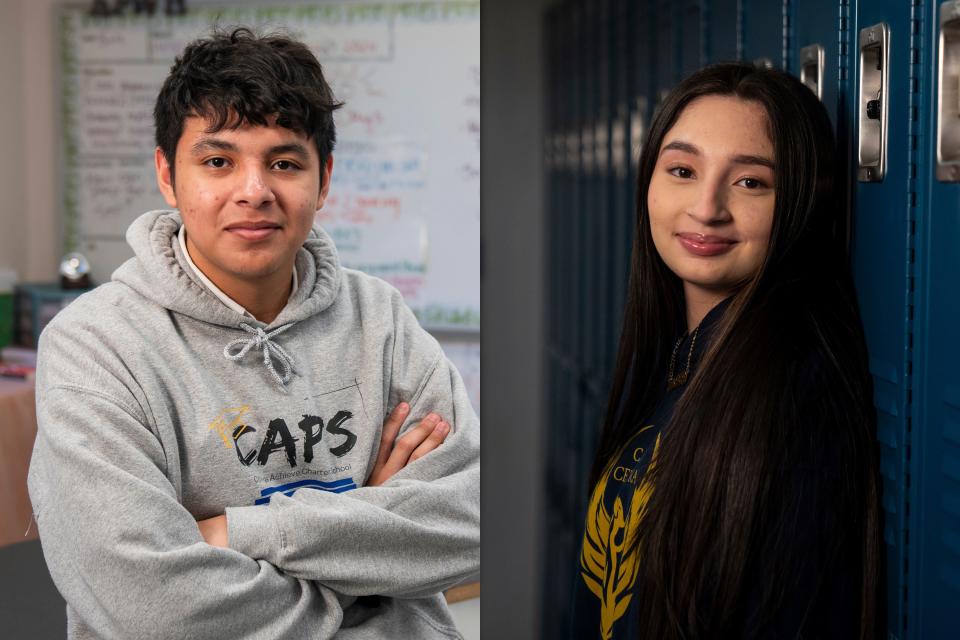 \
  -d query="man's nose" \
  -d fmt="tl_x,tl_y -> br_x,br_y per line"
235,164 -> 276,208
